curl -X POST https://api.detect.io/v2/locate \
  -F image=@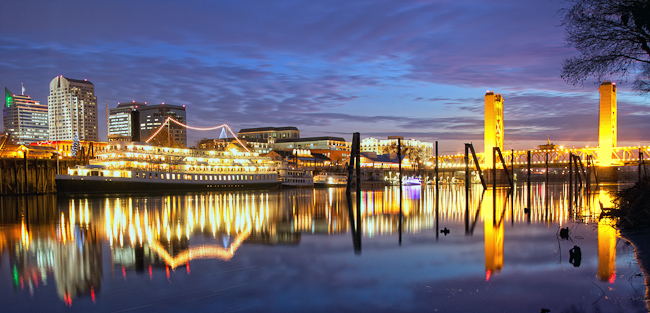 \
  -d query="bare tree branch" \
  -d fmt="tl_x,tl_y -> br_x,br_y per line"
561,0 -> 650,93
